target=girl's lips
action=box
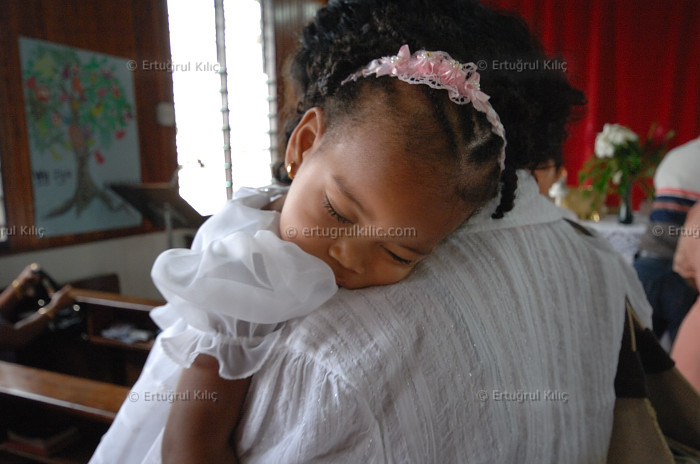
[334,272,356,289]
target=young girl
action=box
[90,2,516,463]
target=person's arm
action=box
[162,353,251,464]
[671,298,700,391]
[673,203,700,291]
[0,285,73,349]
[0,284,22,320]
[0,264,41,319]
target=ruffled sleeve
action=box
[149,187,338,379]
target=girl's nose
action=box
[328,239,366,274]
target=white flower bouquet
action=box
[579,123,674,201]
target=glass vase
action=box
[618,182,633,224]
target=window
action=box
[167,0,272,216]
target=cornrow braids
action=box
[281,0,585,219]
[493,163,518,219]
[418,85,502,207]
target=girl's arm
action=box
[162,353,251,464]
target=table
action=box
[582,214,648,264]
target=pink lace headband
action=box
[341,44,506,170]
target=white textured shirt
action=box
[237,172,652,463]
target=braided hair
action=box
[280,0,585,219]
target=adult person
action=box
[634,135,700,345]
[231,1,650,462]
[92,31,511,464]
[531,159,566,196]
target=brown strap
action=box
[563,218,594,236]
[614,302,648,398]
[636,327,676,374]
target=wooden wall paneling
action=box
[0,0,176,254]
[0,1,35,252]
[263,0,325,165]
[130,0,178,184]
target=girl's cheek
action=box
[367,261,413,286]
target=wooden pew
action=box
[0,361,130,462]
[0,290,164,462]
[72,288,163,353]
[18,289,164,386]
[0,360,128,424]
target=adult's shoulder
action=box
[278,283,422,375]
[654,136,700,195]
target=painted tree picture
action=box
[19,37,141,237]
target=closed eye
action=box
[385,248,414,266]
[323,195,352,224]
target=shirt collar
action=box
[459,170,564,234]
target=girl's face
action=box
[280,107,475,289]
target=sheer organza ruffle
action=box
[148,187,337,379]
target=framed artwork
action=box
[19,37,141,237]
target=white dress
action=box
[235,172,653,463]
[89,186,337,464]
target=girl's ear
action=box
[284,107,325,176]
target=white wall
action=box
[0,230,192,299]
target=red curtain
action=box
[485,0,700,193]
